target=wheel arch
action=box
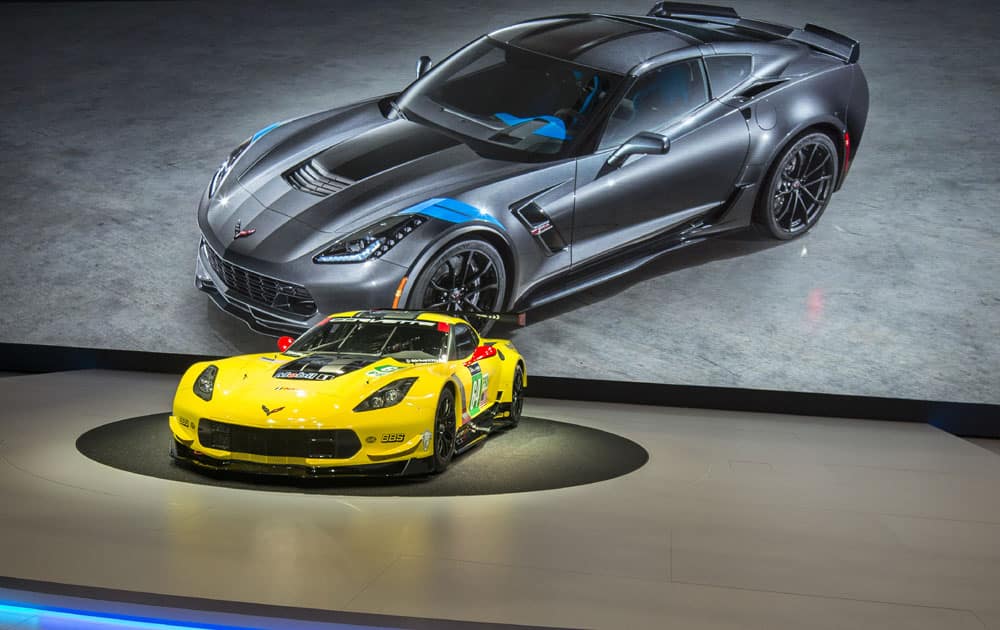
[400,224,518,310]
[758,119,846,192]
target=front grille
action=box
[284,159,355,196]
[205,245,316,317]
[198,419,362,459]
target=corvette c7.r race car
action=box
[169,310,526,476]
[195,2,869,336]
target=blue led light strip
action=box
[0,601,240,629]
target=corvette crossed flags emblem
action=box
[261,404,285,416]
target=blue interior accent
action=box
[579,76,599,113]
[494,112,568,140]
[401,198,506,231]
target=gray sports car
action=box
[195,2,869,335]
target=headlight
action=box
[208,122,282,198]
[193,365,218,401]
[314,215,425,264]
[354,378,417,412]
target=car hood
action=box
[206,352,432,428]
[243,117,538,232]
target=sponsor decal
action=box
[366,365,404,378]
[381,433,405,443]
[274,371,335,381]
[261,404,285,416]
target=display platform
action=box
[3,370,1000,629]
[77,414,649,496]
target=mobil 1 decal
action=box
[467,361,489,417]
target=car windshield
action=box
[288,319,449,362]
[397,37,623,159]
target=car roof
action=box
[489,14,779,74]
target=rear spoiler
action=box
[647,2,861,63]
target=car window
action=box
[452,324,478,359]
[398,37,623,159]
[705,55,752,97]
[287,320,448,360]
[600,59,709,149]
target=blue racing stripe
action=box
[401,198,506,231]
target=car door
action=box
[451,323,501,426]
[570,57,751,265]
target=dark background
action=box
[1,1,997,404]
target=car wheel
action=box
[756,132,839,240]
[433,386,457,472]
[410,239,506,331]
[509,364,524,427]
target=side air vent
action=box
[736,79,786,100]
[512,201,567,254]
[285,159,355,196]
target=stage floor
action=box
[1,370,999,629]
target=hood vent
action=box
[285,158,355,197]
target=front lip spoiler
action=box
[171,439,435,478]
[195,240,312,337]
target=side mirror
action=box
[416,55,432,78]
[606,131,670,169]
[277,336,295,353]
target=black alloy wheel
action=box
[412,240,506,326]
[433,387,457,472]
[757,132,839,240]
[509,364,524,427]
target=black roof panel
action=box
[490,16,694,73]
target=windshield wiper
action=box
[440,106,505,131]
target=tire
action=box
[755,132,839,240]
[509,364,525,427]
[432,386,458,473]
[409,239,507,333]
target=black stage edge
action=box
[2,342,997,438]
[0,575,564,630]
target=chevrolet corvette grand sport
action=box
[169,310,526,476]
[195,2,869,335]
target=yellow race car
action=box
[169,310,526,476]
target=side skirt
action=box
[515,185,755,311]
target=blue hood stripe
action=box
[251,122,282,143]
[402,198,505,231]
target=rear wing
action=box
[354,309,527,327]
[647,2,861,63]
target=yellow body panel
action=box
[170,311,525,473]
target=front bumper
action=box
[171,439,435,477]
[195,238,408,336]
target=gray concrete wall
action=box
[0,1,997,403]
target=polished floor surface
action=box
[2,370,999,629]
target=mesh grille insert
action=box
[198,419,363,459]
[205,246,316,317]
